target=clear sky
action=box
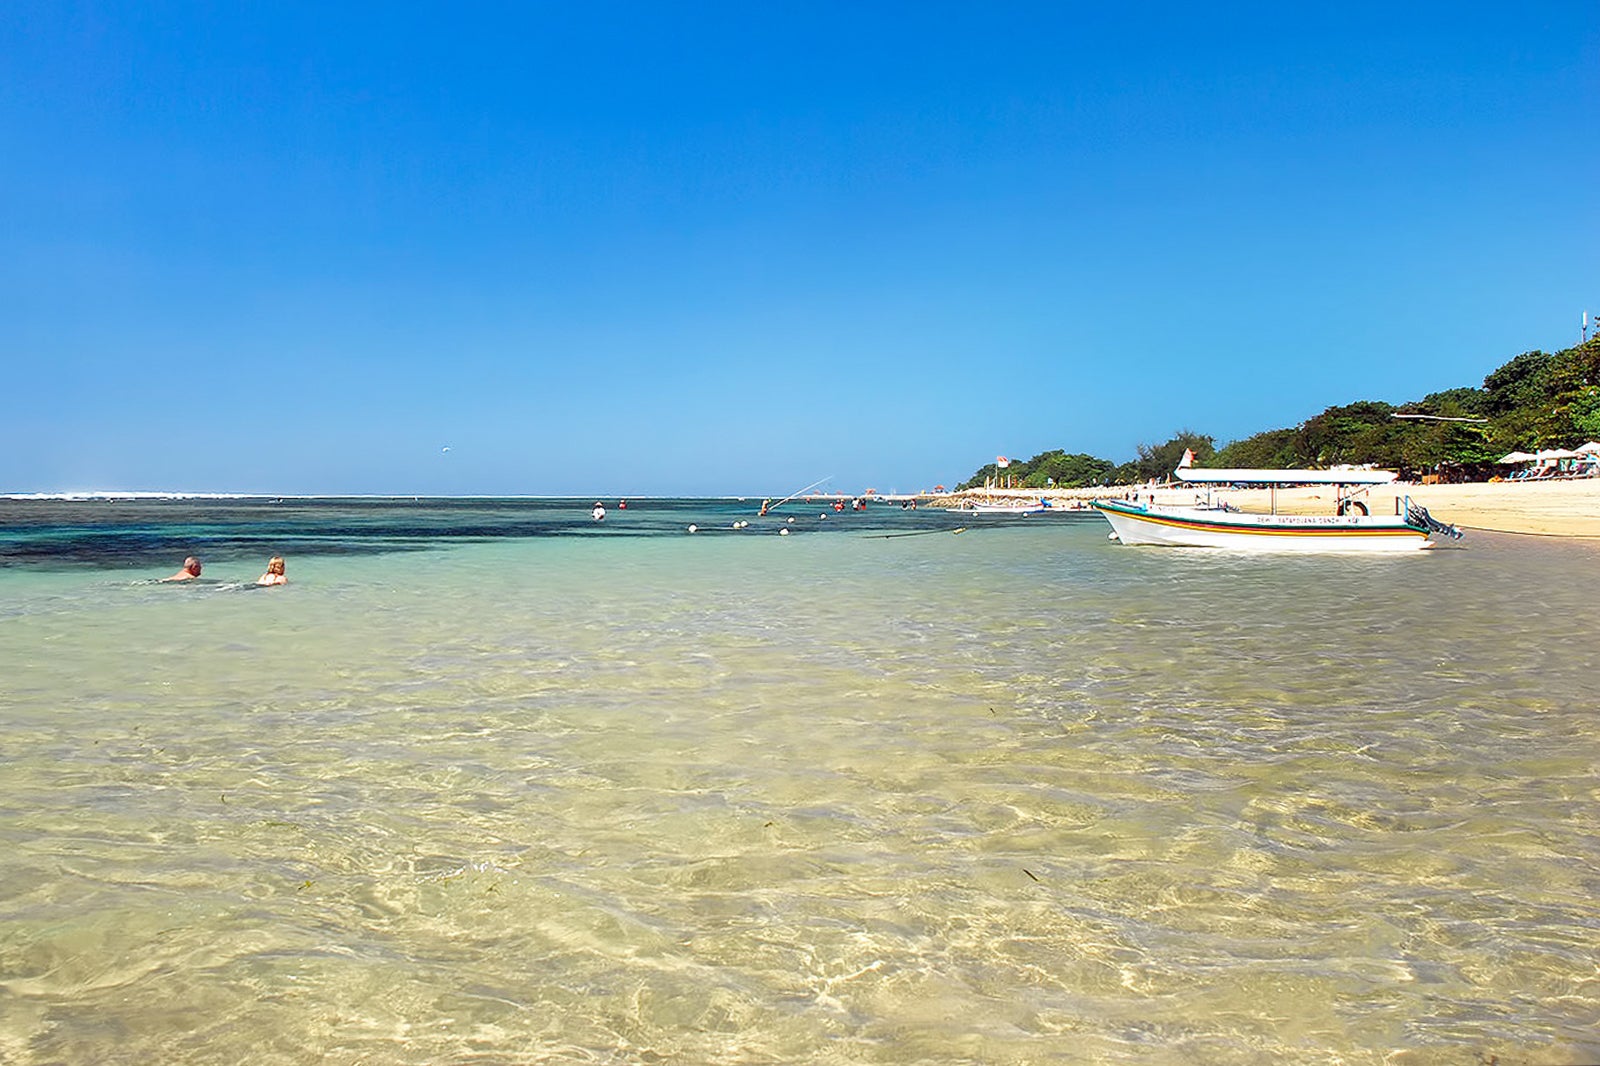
[4,2,1596,496]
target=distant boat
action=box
[945,498,1051,516]
[1093,467,1463,552]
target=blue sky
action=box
[3,2,1595,495]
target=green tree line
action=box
[958,335,1600,489]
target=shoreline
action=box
[931,478,1600,538]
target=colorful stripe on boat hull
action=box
[1092,499,1433,552]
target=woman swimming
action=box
[257,556,288,586]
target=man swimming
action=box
[162,557,203,582]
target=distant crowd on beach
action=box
[161,555,287,586]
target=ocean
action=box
[1,497,1596,1064]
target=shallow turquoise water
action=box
[1,500,1597,1063]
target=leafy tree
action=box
[1109,461,1140,484]
[1533,338,1600,445]
[1133,430,1214,481]
[1554,337,1600,395]
[1299,401,1399,466]
[1574,389,1600,440]
[1550,386,1600,442]
[959,448,1123,490]
[1484,350,1555,415]
[1023,451,1118,488]
[1409,386,1488,418]
[957,462,1001,491]
[1485,406,1544,456]
[1213,428,1301,468]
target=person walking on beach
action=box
[162,556,203,582]
[257,556,287,586]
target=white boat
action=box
[944,497,1052,516]
[1092,467,1463,552]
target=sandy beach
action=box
[940,477,1600,538]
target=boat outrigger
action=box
[1092,467,1463,552]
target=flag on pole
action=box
[996,456,1010,468]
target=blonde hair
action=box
[267,556,286,575]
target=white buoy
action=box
[787,517,795,523]
[688,524,698,533]
[779,528,790,536]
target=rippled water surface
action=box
[2,499,1597,1064]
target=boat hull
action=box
[946,505,1048,515]
[1092,500,1433,552]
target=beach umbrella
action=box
[1499,451,1536,463]
[1537,448,1582,461]
[1574,442,1600,455]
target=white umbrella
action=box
[1574,441,1600,455]
[1499,451,1536,463]
[1537,448,1582,461]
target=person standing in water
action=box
[162,557,203,582]
[257,556,287,586]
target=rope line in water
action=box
[865,527,970,539]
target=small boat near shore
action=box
[946,498,1052,516]
[1093,467,1463,552]
[939,495,1105,518]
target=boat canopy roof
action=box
[1176,467,1399,485]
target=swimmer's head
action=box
[183,557,202,576]
[266,556,285,576]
